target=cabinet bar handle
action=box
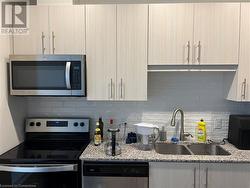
[197,41,201,64]
[120,78,123,99]
[241,78,247,100]
[52,31,55,54]
[110,79,113,99]
[205,168,208,188]
[41,32,45,54]
[193,167,196,188]
[187,41,191,64]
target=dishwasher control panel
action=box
[83,161,149,177]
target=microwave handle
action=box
[0,164,78,173]
[65,61,71,89]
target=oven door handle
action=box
[0,164,78,173]
[65,61,72,89]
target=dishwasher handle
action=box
[83,162,149,177]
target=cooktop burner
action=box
[0,118,90,163]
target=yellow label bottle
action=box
[196,119,207,143]
[94,126,101,146]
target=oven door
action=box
[0,164,79,188]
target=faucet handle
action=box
[184,132,193,137]
[183,132,193,141]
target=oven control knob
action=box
[80,122,85,127]
[29,122,35,126]
[74,122,79,127]
[36,122,41,126]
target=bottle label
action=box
[94,135,101,145]
[197,128,206,142]
[197,128,204,135]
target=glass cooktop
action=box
[0,141,89,163]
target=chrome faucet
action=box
[170,108,185,141]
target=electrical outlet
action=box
[214,119,222,129]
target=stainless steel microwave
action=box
[9,55,86,96]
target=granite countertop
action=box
[80,142,250,163]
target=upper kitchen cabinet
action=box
[227,3,250,102]
[49,5,85,54]
[86,5,117,101]
[13,5,85,55]
[148,4,194,65]
[148,3,240,66]
[13,6,49,55]
[117,4,148,101]
[193,3,240,65]
[86,4,148,101]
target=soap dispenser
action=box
[195,119,207,143]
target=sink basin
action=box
[154,143,231,156]
[154,143,191,155]
[187,143,231,156]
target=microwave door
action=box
[10,61,72,96]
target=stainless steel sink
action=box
[187,143,231,156]
[154,143,191,155]
[154,143,231,156]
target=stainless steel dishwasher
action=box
[82,161,149,188]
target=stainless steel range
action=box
[0,118,90,188]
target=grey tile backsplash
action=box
[27,72,250,141]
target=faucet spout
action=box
[170,108,185,141]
